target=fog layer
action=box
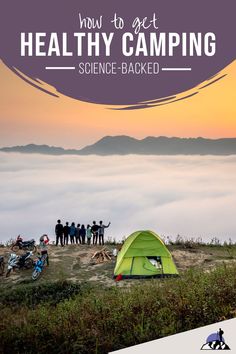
[0,153,235,244]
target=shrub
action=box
[0,280,83,308]
[1,265,236,354]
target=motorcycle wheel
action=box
[25,258,33,269]
[0,262,4,276]
[28,245,36,253]
[32,269,41,281]
[11,244,20,252]
[6,269,11,277]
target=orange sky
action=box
[0,60,235,149]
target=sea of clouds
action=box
[0,152,235,244]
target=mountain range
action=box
[1,136,236,155]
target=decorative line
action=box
[161,68,192,71]
[45,67,75,70]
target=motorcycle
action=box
[11,235,36,253]
[32,253,47,281]
[6,251,34,277]
[0,256,4,276]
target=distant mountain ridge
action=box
[1,136,236,155]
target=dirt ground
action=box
[0,244,235,288]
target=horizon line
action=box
[1,135,236,151]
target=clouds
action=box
[0,152,235,244]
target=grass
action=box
[165,234,236,249]
[1,264,236,354]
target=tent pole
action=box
[130,257,134,275]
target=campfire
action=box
[91,248,112,264]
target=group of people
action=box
[55,220,111,246]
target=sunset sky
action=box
[0,59,235,149]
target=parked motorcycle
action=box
[32,253,47,281]
[0,256,4,276]
[11,235,36,253]
[6,251,34,277]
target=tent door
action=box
[146,256,163,274]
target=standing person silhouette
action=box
[55,220,64,247]
[218,328,224,343]
[63,222,70,246]
[80,224,86,244]
[76,224,81,244]
[86,224,92,245]
[98,221,111,245]
[69,222,76,244]
[91,221,99,245]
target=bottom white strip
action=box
[110,318,235,353]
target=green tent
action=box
[114,230,178,278]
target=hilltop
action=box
[1,243,236,288]
[1,242,236,353]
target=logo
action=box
[201,328,230,350]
